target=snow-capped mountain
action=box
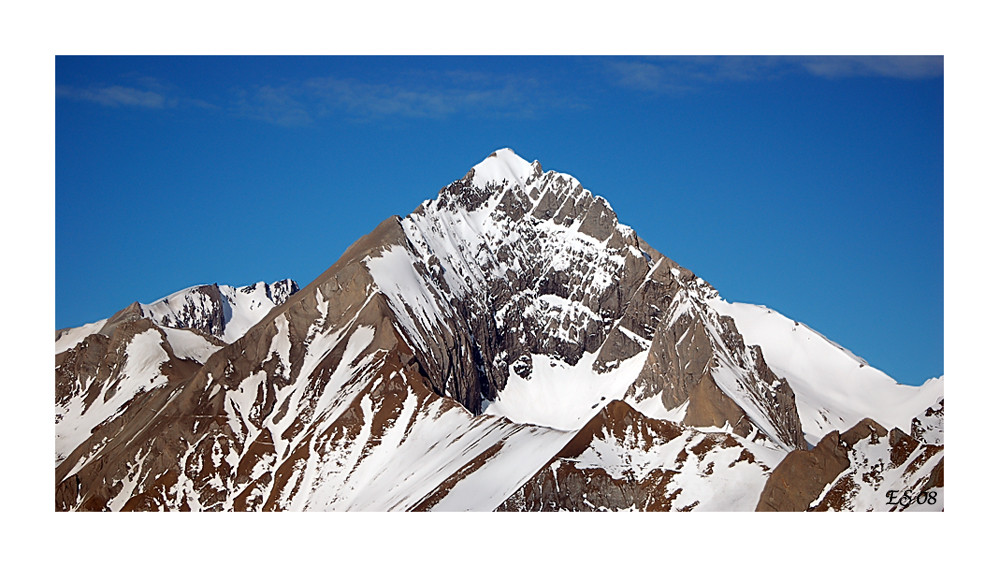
[54,150,942,511]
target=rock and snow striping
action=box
[55,149,942,511]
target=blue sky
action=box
[55,55,942,386]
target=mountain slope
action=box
[709,299,943,445]
[54,280,296,469]
[55,280,299,354]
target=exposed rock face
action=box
[54,148,939,511]
[137,279,300,342]
[756,429,852,512]
[707,300,944,447]
[911,398,944,445]
[683,373,755,437]
[497,401,685,511]
[139,285,227,337]
[54,316,218,495]
[757,406,944,512]
[381,149,805,450]
[498,400,784,511]
[395,159,647,408]
[614,266,807,451]
[54,279,299,499]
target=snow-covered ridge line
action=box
[57,279,299,352]
[709,298,943,444]
[141,278,299,343]
[55,319,108,354]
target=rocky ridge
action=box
[757,408,944,511]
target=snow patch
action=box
[55,319,108,354]
[161,327,222,363]
[482,351,649,431]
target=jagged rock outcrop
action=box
[757,406,944,511]
[497,401,686,511]
[683,373,755,436]
[755,429,853,512]
[498,400,785,511]
[138,279,299,342]
[911,398,944,445]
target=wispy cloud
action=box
[609,60,679,92]
[310,75,540,118]
[232,84,313,126]
[58,84,167,108]
[797,56,942,79]
[57,75,218,112]
[230,71,579,127]
[606,56,942,93]
[59,68,579,127]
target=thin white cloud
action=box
[607,60,676,92]
[57,78,217,111]
[605,56,788,93]
[232,85,313,126]
[231,71,572,126]
[798,56,942,79]
[606,56,942,93]
[59,70,565,126]
[58,85,166,108]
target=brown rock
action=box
[755,430,850,511]
[841,418,888,447]
[497,401,684,511]
[683,371,752,439]
[888,427,920,467]
[55,150,814,511]
[923,457,944,489]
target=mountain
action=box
[54,149,942,511]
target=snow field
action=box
[482,351,649,431]
[709,299,944,444]
[161,327,222,363]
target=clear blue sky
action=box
[55,56,942,386]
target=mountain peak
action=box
[469,148,539,189]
